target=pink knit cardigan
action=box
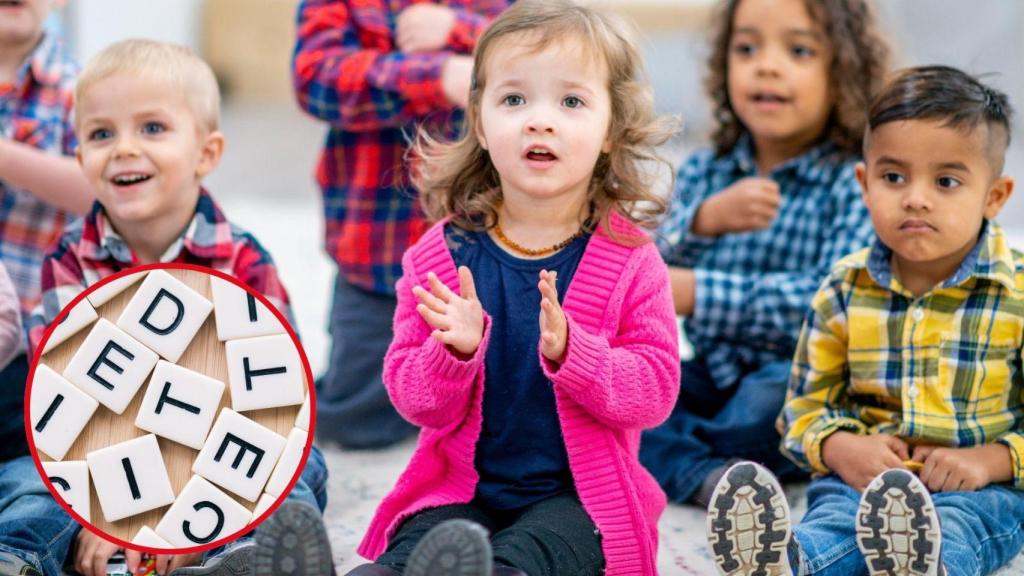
[358,212,681,575]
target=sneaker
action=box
[857,469,944,576]
[0,551,42,576]
[706,461,793,576]
[252,501,334,576]
[170,541,254,575]
[693,458,745,509]
[404,519,493,576]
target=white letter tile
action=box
[264,427,308,498]
[192,409,286,502]
[116,270,213,363]
[155,475,251,548]
[62,318,159,414]
[135,361,225,450]
[42,460,90,522]
[210,277,285,341]
[87,434,175,522]
[42,299,98,354]
[87,272,147,308]
[132,525,172,549]
[225,334,304,412]
[30,364,99,461]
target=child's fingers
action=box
[156,555,173,576]
[911,445,935,463]
[412,285,447,313]
[887,436,910,460]
[426,272,455,303]
[458,266,478,301]
[416,304,451,330]
[124,550,142,574]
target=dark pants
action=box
[0,355,29,462]
[639,359,805,504]
[375,493,604,576]
[315,276,416,448]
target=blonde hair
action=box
[75,39,220,132]
[413,0,677,236]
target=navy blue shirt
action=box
[446,223,589,510]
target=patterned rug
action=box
[321,440,1024,575]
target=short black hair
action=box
[867,66,1013,169]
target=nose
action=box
[902,185,932,212]
[525,107,556,135]
[754,47,782,78]
[113,134,140,158]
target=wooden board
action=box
[35,268,306,544]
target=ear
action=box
[855,161,869,205]
[601,135,612,154]
[983,175,1014,219]
[195,131,225,179]
[475,121,488,151]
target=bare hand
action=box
[911,444,1009,492]
[822,432,909,492]
[692,177,781,236]
[538,270,567,362]
[413,267,484,356]
[441,55,473,109]
[74,530,121,576]
[396,4,456,53]
[154,552,204,575]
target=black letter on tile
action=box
[139,288,184,335]
[49,476,71,492]
[155,382,201,415]
[214,433,265,478]
[121,457,142,500]
[34,394,64,432]
[247,293,258,323]
[87,341,134,390]
[242,357,286,391]
[183,500,225,544]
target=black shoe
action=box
[706,461,793,576]
[342,564,401,575]
[252,501,334,576]
[170,541,254,575]
[857,469,944,576]
[404,519,492,576]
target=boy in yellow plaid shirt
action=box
[703,66,1024,576]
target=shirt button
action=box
[912,307,924,322]
[908,386,919,399]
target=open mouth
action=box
[110,173,154,187]
[751,92,790,104]
[525,147,557,162]
[0,1,26,7]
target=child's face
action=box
[75,73,223,230]
[857,119,1014,277]
[475,36,612,206]
[727,0,833,152]
[0,0,52,47]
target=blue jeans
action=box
[639,359,803,503]
[0,456,78,576]
[315,276,416,448]
[793,475,1024,576]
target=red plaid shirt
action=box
[0,32,78,317]
[28,190,293,353]
[292,0,509,294]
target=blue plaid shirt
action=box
[658,135,875,389]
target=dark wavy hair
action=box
[706,0,890,155]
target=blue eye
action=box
[937,176,961,189]
[563,95,584,109]
[142,121,165,135]
[502,94,524,106]
[89,128,112,141]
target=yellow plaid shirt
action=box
[780,221,1024,488]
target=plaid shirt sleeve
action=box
[27,241,87,354]
[447,7,492,53]
[656,151,718,266]
[292,0,453,131]
[997,385,1024,488]
[0,264,21,369]
[779,268,869,474]
[691,163,875,349]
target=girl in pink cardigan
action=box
[348,2,680,575]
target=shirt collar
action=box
[713,132,839,181]
[81,188,235,264]
[17,32,65,89]
[864,220,1017,294]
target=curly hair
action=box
[706,0,890,155]
[411,0,678,238]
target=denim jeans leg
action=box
[932,484,1024,576]
[315,276,416,449]
[283,445,329,513]
[791,476,869,576]
[0,355,29,461]
[0,456,79,576]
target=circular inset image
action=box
[25,264,314,554]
